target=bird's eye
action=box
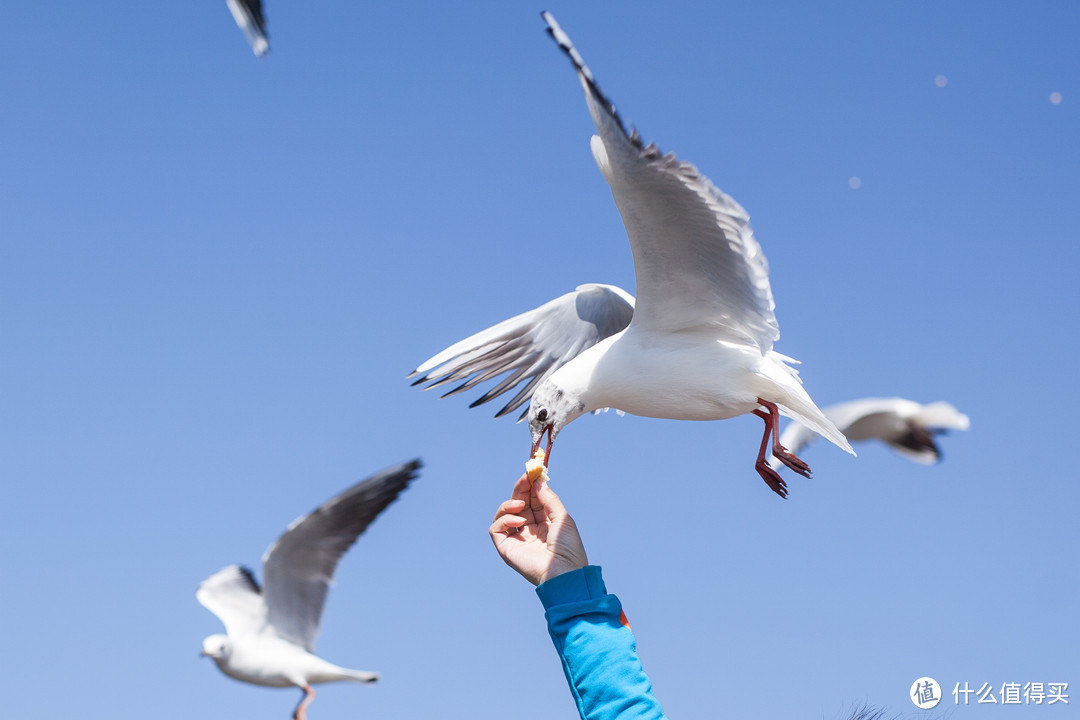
[537,409,549,422]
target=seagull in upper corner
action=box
[226,0,269,57]
[408,12,853,498]
[197,459,421,720]
[776,398,970,466]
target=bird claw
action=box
[755,460,789,499]
[774,448,811,479]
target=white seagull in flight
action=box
[197,459,421,719]
[410,13,853,498]
[776,398,970,466]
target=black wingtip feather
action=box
[386,458,423,484]
[541,11,639,148]
[237,565,262,593]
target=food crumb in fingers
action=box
[525,446,550,484]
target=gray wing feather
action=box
[409,283,634,420]
[261,459,421,650]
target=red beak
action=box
[530,424,554,466]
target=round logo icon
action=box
[911,677,942,709]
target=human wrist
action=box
[537,558,587,586]
[535,565,606,609]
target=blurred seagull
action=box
[409,12,853,498]
[198,459,421,719]
[776,398,970,466]
[226,0,269,57]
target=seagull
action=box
[197,459,421,719]
[776,398,970,466]
[409,12,853,498]
[226,0,269,57]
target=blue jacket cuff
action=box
[536,565,607,610]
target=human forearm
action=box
[538,566,667,720]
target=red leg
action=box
[293,686,315,720]
[756,398,812,479]
[752,408,788,498]
[752,398,815,498]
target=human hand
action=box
[489,473,588,586]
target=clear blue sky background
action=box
[2,2,1077,719]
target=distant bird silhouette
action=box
[776,397,969,466]
[198,460,421,720]
[226,0,269,57]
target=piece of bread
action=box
[525,446,549,483]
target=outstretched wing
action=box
[910,401,970,433]
[777,397,970,465]
[777,398,913,461]
[261,459,422,650]
[543,12,778,354]
[196,564,266,638]
[409,283,634,420]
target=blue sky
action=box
[2,2,1077,719]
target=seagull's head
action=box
[528,382,586,466]
[200,634,232,662]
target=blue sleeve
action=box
[536,566,667,720]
